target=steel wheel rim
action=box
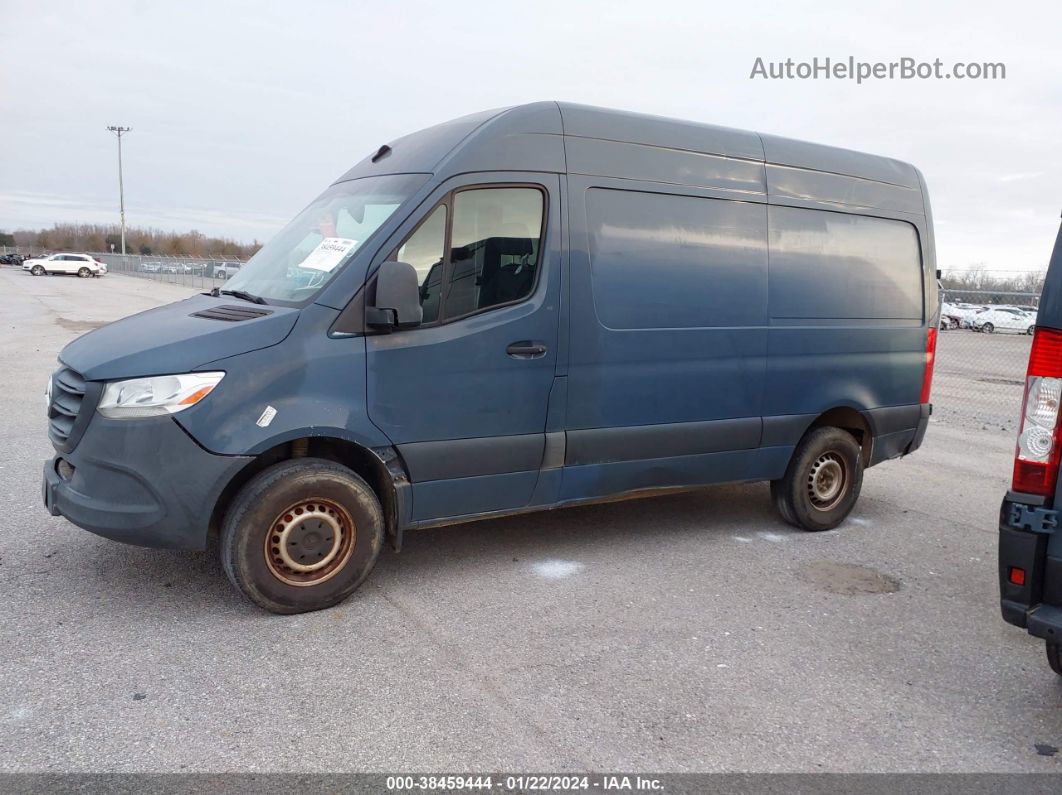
[807,452,847,511]
[263,498,355,587]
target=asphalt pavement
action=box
[1,266,1060,773]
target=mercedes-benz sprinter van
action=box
[42,102,937,613]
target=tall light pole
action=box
[106,126,131,254]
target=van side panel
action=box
[560,103,765,161]
[766,164,924,215]
[562,173,770,499]
[565,137,766,195]
[760,133,921,190]
[763,199,928,460]
[767,207,924,320]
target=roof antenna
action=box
[371,144,392,163]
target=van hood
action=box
[60,294,300,381]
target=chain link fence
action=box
[935,288,1039,435]
[94,252,247,291]
[1,246,246,291]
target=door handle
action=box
[506,341,548,359]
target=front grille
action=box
[48,366,89,451]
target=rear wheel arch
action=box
[209,436,406,550]
[806,406,873,467]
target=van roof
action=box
[336,101,925,215]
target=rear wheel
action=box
[1047,642,1062,676]
[220,457,384,614]
[983,322,995,333]
[771,427,864,531]
[31,265,44,276]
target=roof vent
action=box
[191,305,273,322]
[371,144,392,163]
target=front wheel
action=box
[31,265,44,276]
[771,426,864,531]
[220,458,384,614]
[1028,325,1035,336]
[77,267,91,278]
[983,322,995,334]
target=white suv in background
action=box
[23,253,106,277]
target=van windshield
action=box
[224,174,427,304]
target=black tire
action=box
[31,265,44,276]
[771,426,864,531]
[77,267,90,278]
[220,457,384,614]
[1048,643,1062,676]
[1028,326,1035,336]
[983,322,994,334]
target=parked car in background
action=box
[973,306,1036,334]
[1,253,27,266]
[213,261,241,279]
[958,303,990,328]
[941,302,989,329]
[160,263,180,275]
[940,302,964,329]
[22,253,104,277]
[139,262,161,273]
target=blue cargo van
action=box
[42,103,937,613]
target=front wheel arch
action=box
[209,436,405,551]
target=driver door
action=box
[366,174,562,522]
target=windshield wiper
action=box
[207,286,267,305]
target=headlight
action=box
[97,372,224,418]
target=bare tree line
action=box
[940,264,1044,295]
[3,223,262,259]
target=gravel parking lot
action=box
[1,266,1060,774]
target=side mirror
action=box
[366,261,423,330]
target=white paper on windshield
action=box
[297,237,358,272]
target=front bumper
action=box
[42,413,252,550]
[999,494,1062,642]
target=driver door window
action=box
[391,185,544,325]
[446,188,543,319]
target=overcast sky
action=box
[2,0,1059,272]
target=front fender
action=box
[174,304,393,456]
